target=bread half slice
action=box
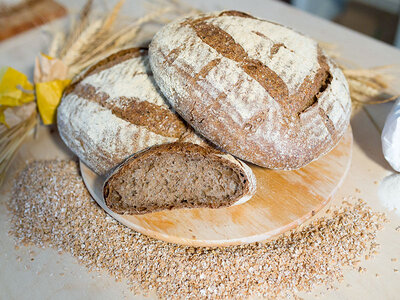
[103,142,256,215]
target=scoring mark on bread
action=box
[269,43,286,58]
[194,58,221,80]
[318,107,336,138]
[178,14,334,123]
[165,47,183,65]
[293,51,333,117]
[218,10,256,19]
[251,31,293,59]
[176,13,337,143]
[71,83,188,138]
[182,17,289,102]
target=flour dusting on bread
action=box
[149,11,351,169]
[57,47,257,213]
[58,48,184,175]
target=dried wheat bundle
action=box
[0,109,37,185]
[320,42,399,115]
[343,66,399,119]
[51,0,197,77]
[343,67,398,103]
[0,0,195,186]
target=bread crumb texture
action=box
[8,160,388,299]
[104,142,251,214]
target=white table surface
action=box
[1,0,400,299]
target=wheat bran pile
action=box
[7,160,388,299]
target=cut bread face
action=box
[103,142,256,215]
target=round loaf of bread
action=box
[58,48,188,175]
[149,11,352,169]
[57,48,256,213]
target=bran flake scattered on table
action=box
[7,160,389,299]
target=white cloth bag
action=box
[382,98,400,172]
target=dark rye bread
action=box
[104,142,255,215]
[149,11,352,170]
[57,47,256,213]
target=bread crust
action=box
[149,11,351,169]
[57,47,257,211]
[103,142,256,215]
[57,48,188,175]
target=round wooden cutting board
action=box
[81,127,353,247]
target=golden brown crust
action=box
[83,48,148,79]
[217,10,255,18]
[103,142,253,215]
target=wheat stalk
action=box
[62,19,103,67]
[144,0,200,19]
[48,30,66,58]
[342,66,399,107]
[61,0,130,76]
[0,110,37,186]
[98,0,126,33]
[66,26,140,76]
[57,0,200,77]
[93,6,171,51]
[65,3,180,77]
[60,0,93,58]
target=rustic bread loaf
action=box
[58,48,189,175]
[57,48,256,213]
[149,11,352,170]
[104,142,255,214]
